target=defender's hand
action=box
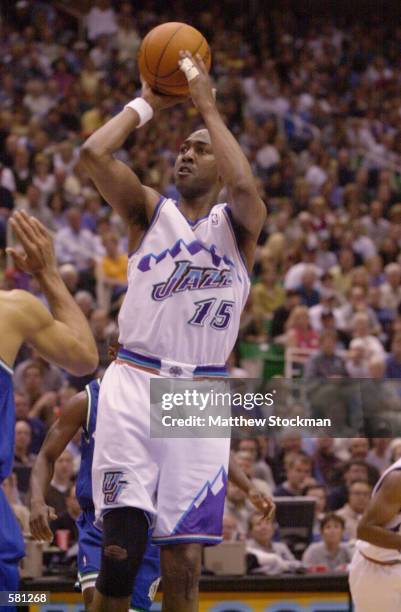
[30,501,57,542]
[248,486,276,521]
[179,50,216,115]
[140,78,187,113]
[7,211,57,277]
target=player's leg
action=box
[0,488,25,612]
[76,510,103,611]
[130,538,160,612]
[92,507,149,612]
[154,434,230,612]
[160,543,202,612]
[91,364,160,611]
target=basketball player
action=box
[30,341,273,612]
[349,457,401,611]
[0,211,97,604]
[80,51,269,612]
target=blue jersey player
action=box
[0,211,97,611]
[30,368,274,611]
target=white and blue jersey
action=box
[0,360,25,611]
[118,199,250,369]
[77,379,160,611]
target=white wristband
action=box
[124,97,154,128]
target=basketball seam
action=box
[154,23,187,90]
[157,35,207,79]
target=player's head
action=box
[174,129,221,200]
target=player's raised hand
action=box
[141,78,187,112]
[179,50,216,115]
[248,486,276,521]
[30,501,57,542]
[7,211,57,276]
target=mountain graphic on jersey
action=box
[137,239,237,273]
[172,466,227,537]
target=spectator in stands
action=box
[235,450,272,497]
[222,512,242,542]
[348,313,385,366]
[225,482,251,539]
[59,263,79,295]
[327,460,370,510]
[46,450,75,516]
[50,484,80,548]
[18,362,45,406]
[55,206,102,280]
[246,513,299,575]
[270,289,301,341]
[251,262,285,320]
[296,267,320,307]
[385,333,401,378]
[74,290,95,319]
[274,453,312,497]
[348,438,380,484]
[367,438,391,474]
[85,0,118,42]
[302,513,352,571]
[271,434,303,485]
[14,355,64,394]
[100,230,128,293]
[237,438,275,489]
[345,338,370,378]
[285,305,319,350]
[14,420,36,468]
[20,183,55,229]
[336,480,372,541]
[304,484,327,542]
[89,308,116,369]
[14,392,45,455]
[311,437,343,488]
[304,329,348,378]
[380,263,401,311]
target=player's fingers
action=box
[30,216,49,240]
[195,53,208,74]
[5,248,27,271]
[10,213,38,247]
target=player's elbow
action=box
[67,345,99,376]
[356,521,368,541]
[79,142,104,169]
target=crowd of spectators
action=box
[2,0,401,580]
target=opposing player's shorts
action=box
[92,352,230,545]
[349,550,401,612]
[77,508,160,611]
[0,488,25,612]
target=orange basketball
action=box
[138,22,211,96]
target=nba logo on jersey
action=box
[211,213,219,225]
[102,471,128,505]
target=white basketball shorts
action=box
[349,550,401,612]
[92,354,230,545]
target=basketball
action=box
[138,22,211,96]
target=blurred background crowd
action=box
[1,0,401,579]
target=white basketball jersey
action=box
[356,457,401,561]
[118,197,250,367]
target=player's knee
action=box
[162,544,201,594]
[96,507,149,598]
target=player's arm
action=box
[357,471,401,550]
[7,212,98,375]
[180,53,266,266]
[80,84,185,224]
[228,451,275,520]
[30,392,87,541]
